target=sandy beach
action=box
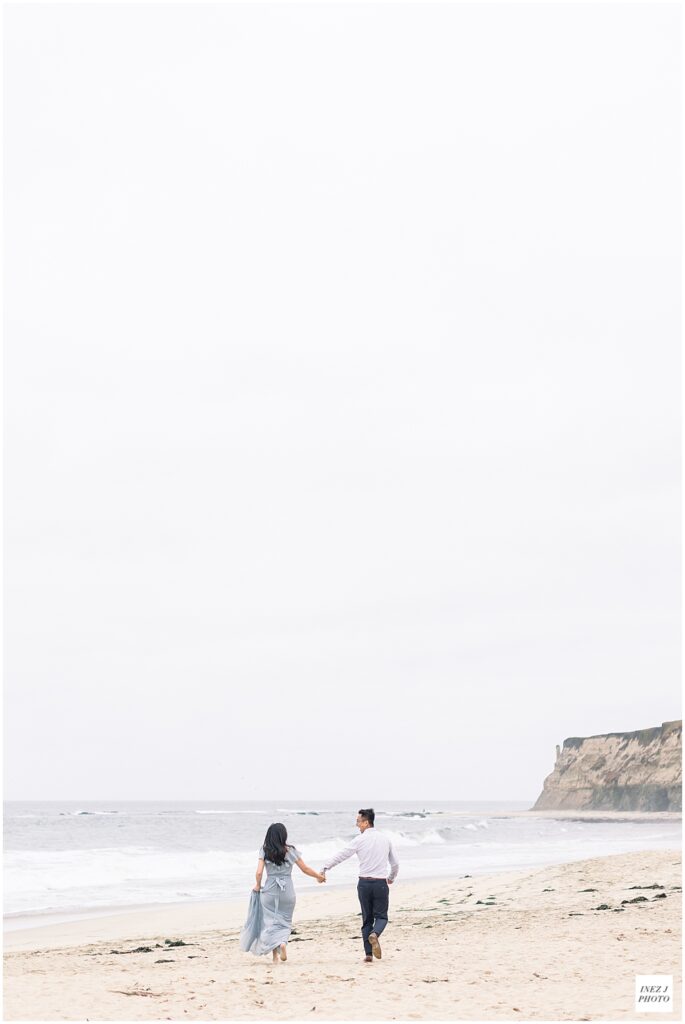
[3,847,681,1021]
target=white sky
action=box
[4,2,681,802]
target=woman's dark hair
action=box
[262,822,291,865]
[358,808,375,826]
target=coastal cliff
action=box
[533,720,682,811]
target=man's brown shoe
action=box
[363,955,373,963]
[369,933,382,959]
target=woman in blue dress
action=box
[246,822,326,962]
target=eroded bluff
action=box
[533,720,682,811]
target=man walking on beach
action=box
[322,808,399,964]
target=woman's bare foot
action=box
[279,943,287,961]
[272,949,280,963]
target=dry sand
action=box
[3,848,682,1021]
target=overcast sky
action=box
[4,2,681,802]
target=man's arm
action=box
[322,835,361,873]
[387,841,399,883]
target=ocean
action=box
[4,800,681,931]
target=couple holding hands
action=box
[239,808,399,964]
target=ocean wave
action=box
[368,829,444,848]
[377,810,446,819]
[307,827,473,850]
[4,846,256,898]
[5,813,681,922]
[3,840,350,916]
[377,812,429,819]
[413,829,447,845]
[194,809,267,815]
[61,810,120,816]
[290,837,357,858]
[276,810,321,816]
[276,809,340,816]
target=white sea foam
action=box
[69,810,119,816]
[376,829,447,847]
[195,809,266,814]
[377,811,428,819]
[5,801,680,925]
[377,810,445,818]
[294,838,357,859]
[414,829,447,845]
[276,809,337,815]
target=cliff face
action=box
[533,720,682,811]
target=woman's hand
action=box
[253,885,261,892]
[316,873,326,884]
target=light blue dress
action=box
[243,845,302,956]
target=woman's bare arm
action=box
[295,858,326,883]
[253,858,265,892]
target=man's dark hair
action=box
[358,807,375,826]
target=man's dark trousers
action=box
[357,877,389,955]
